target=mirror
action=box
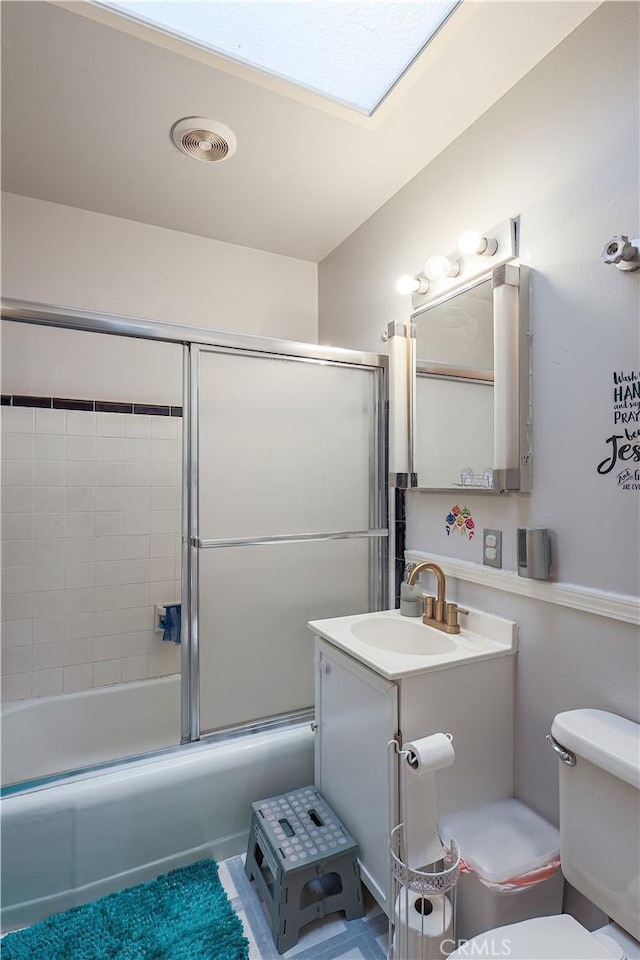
[411,264,530,493]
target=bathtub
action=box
[1,721,314,931]
[1,675,182,788]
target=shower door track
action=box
[2,297,388,763]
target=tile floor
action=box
[219,855,389,960]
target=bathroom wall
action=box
[1,192,318,342]
[318,0,639,832]
[1,326,183,702]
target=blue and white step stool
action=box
[244,785,364,953]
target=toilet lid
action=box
[449,915,624,959]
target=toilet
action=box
[450,709,640,959]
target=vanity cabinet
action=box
[313,636,515,914]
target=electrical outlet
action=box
[483,529,502,568]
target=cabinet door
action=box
[315,640,398,912]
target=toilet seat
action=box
[449,915,625,959]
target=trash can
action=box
[439,799,564,942]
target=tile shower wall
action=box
[1,405,182,701]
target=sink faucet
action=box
[406,561,468,634]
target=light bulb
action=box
[396,275,429,296]
[458,231,498,256]
[424,254,461,281]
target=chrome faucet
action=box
[406,561,468,634]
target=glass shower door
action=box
[191,344,386,736]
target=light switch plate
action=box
[483,529,502,568]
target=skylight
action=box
[96,1,461,115]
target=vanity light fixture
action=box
[424,254,461,281]
[396,275,430,296]
[458,230,498,257]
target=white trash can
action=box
[439,799,564,943]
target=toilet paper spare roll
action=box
[402,733,454,869]
[393,892,453,960]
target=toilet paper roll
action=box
[402,734,454,869]
[393,892,453,960]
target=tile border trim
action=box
[1,395,182,417]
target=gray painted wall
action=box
[319,0,639,852]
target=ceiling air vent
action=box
[170,117,237,163]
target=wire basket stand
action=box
[389,824,460,960]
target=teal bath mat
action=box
[2,859,249,960]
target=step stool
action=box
[244,785,364,954]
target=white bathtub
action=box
[1,675,182,788]
[0,721,314,931]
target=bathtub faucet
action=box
[406,561,468,634]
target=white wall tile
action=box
[149,581,178,606]
[150,511,180,535]
[122,655,150,682]
[3,407,34,433]
[65,588,95,615]
[96,413,124,437]
[2,513,33,540]
[3,486,33,513]
[122,582,149,608]
[33,487,65,513]
[122,631,150,657]
[151,416,177,440]
[151,440,180,463]
[3,644,33,674]
[97,462,123,486]
[63,638,94,665]
[33,615,64,644]
[150,558,174,582]
[35,409,66,435]
[34,460,66,486]
[32,668,63,698]
[123,487,151,511]
[2,566,33,594]
[64,487,95,513]
[96,437,123,461]
[65,562,95,589]
[33,513,64,539]
[33,564,65,592]
[33,590,64,619]
[95,512,124,536]
[95,487,123,512]
[95,536,122,562]
[33,538,66,565]
[94,609,122,637]
[150,646,180,678]
[150,486,180,511]
[32,642,64,671]
[66,436,95,461]
[64,513,95,538]
[94,561,122,586]
[64,612,94,641]
[94,659,122,686]
[35,434,65,461]
[94,585,123,611]
[66,411,95,436]
[63,663,94,693]
[119,559,149,583]
[121,535,149,560]
[3,619,32,647]
[2,459,33,486]
[2,540,32,567]
[2,433,34,459]
[66,461,95,486]
[123,511,149,535]
[94,634,122,661]
[124,438,151,462]
[1,672,31,701]
[64,537,94,563]
[122,606,149,633]
[150,534,174,557]
[123,462,150,486]
[151,462,181,486]
[124,416,151,439]
[2,592,33,620]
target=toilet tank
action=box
[551,709,640,941]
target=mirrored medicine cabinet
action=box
[389,263,531,494]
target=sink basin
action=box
[351,616,456,655]
[309,607,517,680]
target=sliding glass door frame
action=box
[2,298,388,751]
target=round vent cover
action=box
[170,117,237,163]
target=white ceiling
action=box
[1,1,601,262]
